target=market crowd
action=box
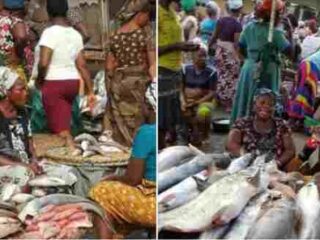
[159,0,320,171]
[0,0,156,239]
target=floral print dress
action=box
[0,15,34,80]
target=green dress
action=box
[231,21,290,123]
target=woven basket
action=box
[33,134,66,158]
[44,147,130,167]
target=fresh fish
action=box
[80,140,90,151]
[0,222,21,238]
[158,167,264,232]
[269,181,296,199]
[71,148,82,156]
[158,171,206,213]
[252,154,268,167]
[0,216,19,224]
[87,145,108,156]
[197,170,229,191]
[31,188,47,198]
[200,224,231,239]
[82,150,96,158]
[1,184,21,202]
[100,145,123,153]
[297,181,320,239]
[158,146,197,173]
[18,194,111,230]
[74,133,98,145]
[158,153,230,193]
[227,154,253,174]
[99,141,130,153]
[0,209,17,218]
[11,194,35,204]
[28,175,67,187]
[224,192,270,239]
[246,196,297,239]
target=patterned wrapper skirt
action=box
[104,65,149,147]
[89,179,156,237]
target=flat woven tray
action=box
[44,147,130,167]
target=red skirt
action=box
[41,80,79,133]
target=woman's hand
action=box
[28,159,43,175]
[100,174,119,182]
[87,93,96,112]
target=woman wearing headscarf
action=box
[231,0,292,123]
[200,1,220,45]
[90,83,156,239]
[104,0,155,147]
[227,88,295,170]
[35,0,95,149]
[209,0,243,112]
[0,0,34,82]
[0,66,42,177]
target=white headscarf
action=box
[227,0,243,10]
[145,82,156,111]
[0,67,19,99]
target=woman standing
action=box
[90,84,156,239]
[36,0,94,149]
[0,0,34,81]
[104,0,155,147]
[231,0,292,123]
[209,0,243,112]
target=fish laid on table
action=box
[227,153,254,174]
[159,167,265,232]
[158,170,207,213]
[297,179,320,239]
[158,153,231,193]
[224,191,270,239]
[28,175,67,187]
[158,146,198,173]
[246,196,297,239]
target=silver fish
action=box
[0,222,21,238]
[158,167,263,232]
[1,184,21,202]
[159,153,230,193]
[82,150,96,158]
[28,175,67,187]
[246,196,297,239]
[158,146,197,173]
[74,133,99,145]
[197,170,229,191]
[158,171,205,213]
[297,181,320,239]
[200,225,231,239]
[11,194,35,204]
[227,154,253,174]
[224,191,270,239]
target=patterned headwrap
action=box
[145,82,156,111]
[116,0,150,24]
[0,67,19,100]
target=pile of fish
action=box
[11,194,110,239]
[72,132,130,158]
[0,201,21,238]
[158,145,320,239]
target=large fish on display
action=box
[158,153,231,193]
[159,167,265,232]
[297,176,320,239]
[246,196,297,239]
[158,146,198,173]
[227,153,254,174]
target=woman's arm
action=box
[277,133,296,168]
[226,129,242,157]
[159,42,199,56]
[192,90,215,106]
[75,51,94,95]
[36,46,53,87]
[12,22,28,59]
[208,21,221,48]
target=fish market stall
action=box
[158,145,320,239]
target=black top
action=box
[0,107,32,164]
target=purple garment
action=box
[217,17,242,42]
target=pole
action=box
[268,0,277,43]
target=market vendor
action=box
[227,88,296,170]
[180,47,217,145]
[0,67,42,175]
[89,83,156,239]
